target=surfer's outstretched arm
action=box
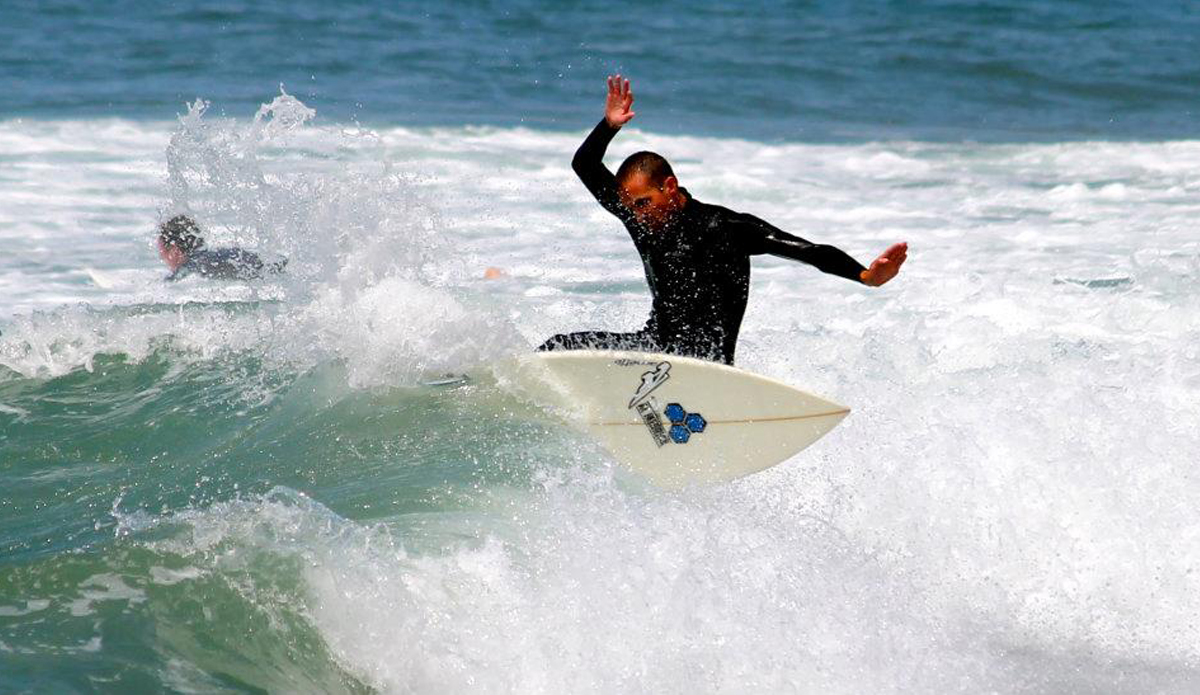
[572,75,636,220]
[738,212,907,286]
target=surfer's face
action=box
[620,172,682,230]
[157,238,187,270]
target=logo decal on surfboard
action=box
[627,361,671,409]
[664,403,706,444]
[634,400,670,447]
[626,361,673,446]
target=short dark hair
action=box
[158,215,205,253]
[616,151,675,188]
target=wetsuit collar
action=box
[670,187,695,225]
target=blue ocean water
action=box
[4,2,1200,693]
[3,0,1199,140]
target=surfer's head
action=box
[617,151,685,230]
[157,215,205,270]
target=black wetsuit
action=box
[167,248,285,281]
[538,119,866,365]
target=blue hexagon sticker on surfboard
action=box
[665,403,706,444]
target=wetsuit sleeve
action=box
[735,212,866,283]
[572,119,632,222]
[192,248,265,280]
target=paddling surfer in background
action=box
[156,215,287,281]
[538,75,907,365]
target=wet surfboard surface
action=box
[504,350,850,487]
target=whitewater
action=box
[2,94,1199,693]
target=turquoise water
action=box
[4,2,1200,692]
[2,325,588,692]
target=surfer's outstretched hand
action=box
[860,242,908,286]
[604,74,635,128]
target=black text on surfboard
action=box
[635,400,670,447]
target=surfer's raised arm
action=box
[572,75,636,219]
[603,74,636,129]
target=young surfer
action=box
[538,75,907,365]
[156,215,286,281]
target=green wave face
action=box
[0,347,594,693]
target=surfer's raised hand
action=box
[604,74,635,128]
[860,242,908,286]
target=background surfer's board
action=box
[504,350,849,487]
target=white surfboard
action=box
[501,350,850,487]
[85,267,121,289]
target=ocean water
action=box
[3,2,1200,693]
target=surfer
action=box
[156,215,287,281]
[538,75,908,365]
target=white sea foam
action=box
[135,461,1200,694]
[4,96,1200,690]
[0,94,522,383]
